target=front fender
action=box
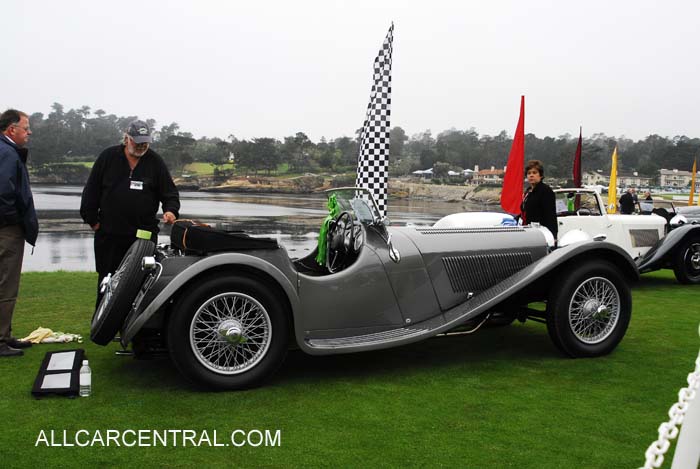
[121,253,300,346]
[637,224,700,273]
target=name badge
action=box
[130,180,144,191]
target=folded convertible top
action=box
[170,220,278,254]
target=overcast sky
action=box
[4,0,699,142]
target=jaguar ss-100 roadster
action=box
[91,188,639,390]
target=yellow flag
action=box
[690,157,697,206]
[607,146,618,214]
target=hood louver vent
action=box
[443,252,533,293]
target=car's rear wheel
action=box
[546,261,631,357]
[167,274,289,390]
[91,239,155,345]
[672,236,700,284]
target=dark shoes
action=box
[0,343,23,357]
[7,337,32,349]
[0,338,30,356]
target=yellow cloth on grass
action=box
[22,327,83,344]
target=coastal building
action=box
[618,172,654,188]
[582,170,609,186]
[474,166,504,184]
[412,168,433,179]
[658,168,700,189]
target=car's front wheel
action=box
[546,260,631,357]
[167,274,289,390]
[672,236,700,284]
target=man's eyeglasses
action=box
[11,124,31,132]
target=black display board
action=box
[31,349,86,398]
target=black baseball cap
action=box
[126,120,152,144]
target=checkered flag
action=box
[355,23,393,218]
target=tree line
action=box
[24,103,700,179]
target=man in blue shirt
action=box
[0,109,38,357]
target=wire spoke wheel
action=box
[189,292,272,375]
[547,260,631,357]
[168,275,289,390]
[568,277,620,344]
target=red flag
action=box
[573,127,582,187]
[500,96,525,215]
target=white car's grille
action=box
[630,229,660,247]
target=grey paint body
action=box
[121,222,637,355]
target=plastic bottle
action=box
[79,360,92,397]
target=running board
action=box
[306,326,429,350]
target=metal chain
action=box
[640,351,700,469]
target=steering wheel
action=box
[326,211,362,273]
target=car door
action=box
[556,190,610,240]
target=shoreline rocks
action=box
[32,171,503,204]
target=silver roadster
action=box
[91,188,639,390]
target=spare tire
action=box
[672,235,700,284]
[91,239,156,345]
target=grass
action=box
[1,271,698,468]
[182,162,234,176]
[61,161,94,168]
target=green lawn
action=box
[0,271,698,468]
[63,161,94,168]
[183,162,234,176]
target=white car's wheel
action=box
[546,261,631,357]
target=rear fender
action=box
[120,253,300,346]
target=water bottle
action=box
[79,360,92,397]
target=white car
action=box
[555,188,700,284]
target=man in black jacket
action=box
[0,109,38,357]
[619,188,636,214]
[80,120,180,306]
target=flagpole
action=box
[354,24,394,218]
[573,126,582,188]
[690,157,697,206]
[500,96,525,215]
[607,146,618,214]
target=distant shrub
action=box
[290,175,324,192]
[33,163,91,184]
[330,174,356,188]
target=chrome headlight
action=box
[559,229,594,247]
[670,214,687,227]
[141,256,157,271]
